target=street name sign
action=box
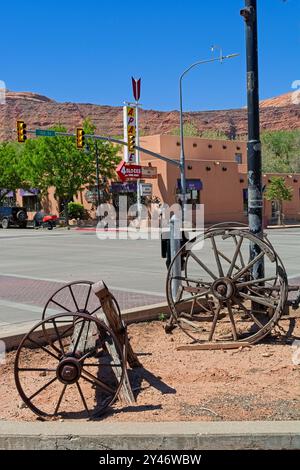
[36,129,56,137]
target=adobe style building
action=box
[138,135,300,225]
[11,134,300,226]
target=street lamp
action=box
[179,51,239,212]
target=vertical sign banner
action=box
[123,105,136,163]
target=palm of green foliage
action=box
[264,176,293,225]
[0,142,28,202]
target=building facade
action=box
[9,134,300,226]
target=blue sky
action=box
[1,0,299,111]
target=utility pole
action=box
[95,140,101,210]
[241,0,264,279]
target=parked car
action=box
[0,206,28,229]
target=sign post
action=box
[132,77,142,215]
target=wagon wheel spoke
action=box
[208,305,221,341]
[210,236,224,277]
[84,284,92,312]
[50,299,72,313]
[84,362,123,368]
[234,299,264,329]
[239,292,277,310]
[173,290,211,306]
[173,276,211,285]
[216,249,240,270]
[69,285,80,312]
[189,251,218,280]
[227,301,238,341]
[54,384,67,415]
[232,251,265,281]
[51,318,65,355]
[81,369,116,395]
[78,347,99,363]
[72,320,87,355]
[236,276,277,289]
[51,322,75,342]
[26,335,60,361]
[89,305,102,316]
[227,235,244,278]
[76,382,90,416]
[233,235,245,268]
[189,297,197,317]
[17,367,57,372]
[29,376,58,401]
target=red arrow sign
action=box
[117,161,142,182]
[132,77,141,101]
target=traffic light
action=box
[128,134,136,153]
[17,120,27,143]
[76,128,85,148]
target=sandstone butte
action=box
[0,90,299,141]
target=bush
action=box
[68,202,85,220]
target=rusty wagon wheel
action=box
[166,227,288,344]
[42,280,122,320]
[15,312,126,419]
[42,280,122,353]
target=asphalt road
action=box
[0,227,299,330]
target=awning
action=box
[20,188,40,197]
[0,190,14,198]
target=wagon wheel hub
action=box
[56,357,82,385]
[211,278,235,301]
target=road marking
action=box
[0,299,58,315]
[0,273,165,297]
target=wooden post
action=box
[92,281,140,405]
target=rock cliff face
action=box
[0,90,299,141]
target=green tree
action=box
[200,129,229,140]
[264,176,293,225]
[262,130,300,173]
[170,122,200,137]
[0,142,28,203]
[21,120,120,223]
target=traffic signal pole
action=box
[241,0,264,279]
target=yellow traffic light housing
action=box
[76,128,85,148]
[17,120,27,143]
[128,134,136,153]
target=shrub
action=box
[68,202,85,220]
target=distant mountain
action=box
[0,90,299,141]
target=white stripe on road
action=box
[0,272,165,297]
[0,299,58,315]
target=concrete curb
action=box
[0,420,299,450]
[1,302,171,351]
